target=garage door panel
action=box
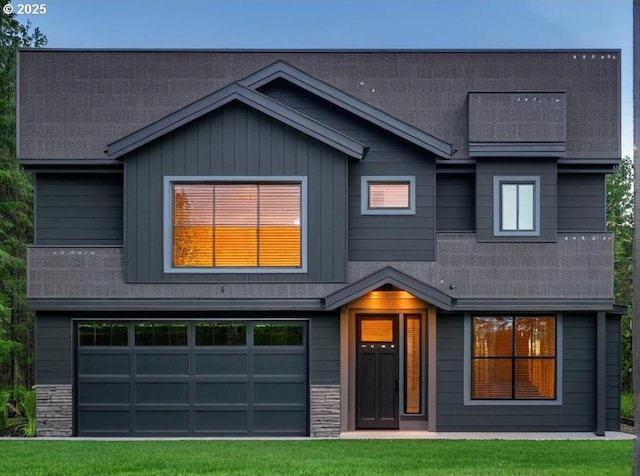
[76,320,308,436]
[194,410,248,432]
[136,354,189,375]
[78,382,130,404]
[195,354,247,375]
[78,354,129,375]
[77,410,130,433]
[253,409,307,434]
[136,410,189,432]
[254,353,306,375]
[254,382,306,404]
[195,382,248,404]
[136,382,189,404]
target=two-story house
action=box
[18,49,622,437]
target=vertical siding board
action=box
[136,146,152,280]
[125,158,138,281]
[320,147,334,281]
[123,102,348,283]
[307,141,323,281]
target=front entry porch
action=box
[339,287,437,432]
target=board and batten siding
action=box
[557,173,606,232]
[36,314,72,385]
[261,80,437,261]
[35,173,123,245]
[124,101,348,283]
[436,173,475,232]
[436,313,616,432]
[476,159,557,242]
[605,314,621,429]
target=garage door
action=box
[76,320,308,436]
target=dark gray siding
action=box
[309,313,340,384]
[35,173,123,245]
[436,313,599,432]
[36,313,72,384]
[605,314,621,430]
[124,101,348,283]
[261,80,436,261]
[436,173,475,232]
[557,173,606,232]
[476,159,557,242]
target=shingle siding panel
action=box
[19,50,620,162]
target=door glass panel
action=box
[405,315,421,414]
[360,319,393,342]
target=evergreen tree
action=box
[0,2,46,388]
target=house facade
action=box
[18,50,622,437]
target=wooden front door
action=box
[356,314,399,429]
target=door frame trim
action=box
[340,293,435,432]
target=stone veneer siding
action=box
[36,384,72,437]
[310,384,340,438]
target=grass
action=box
[621,392,634,419]
[0,439,633,476]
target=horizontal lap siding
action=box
[261,80,436,261]
[436,313,597,431]
[557,174,606,232]
[36,314,72,384]
[476,159,557,242]
[436,173,475,231]
[309,313,340,385]
[125,102,348,283]
[605,315,621,430]
[35,174,123,245]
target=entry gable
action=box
[107,83,368,160]
[239,61,454,159]
[325,266,454,310]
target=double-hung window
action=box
[471,315,556,400]
[165,177,306,272]
[493,176,540,236]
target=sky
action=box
[15,0,633,158]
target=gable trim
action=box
[238,61,454,159]
[325,266,454,310]
[107,83,368,160]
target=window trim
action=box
[361,176,416,215]
[163,176,308,274]
[463,313,563,406]
[493,176,540,237]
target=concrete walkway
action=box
[340,430,636,440]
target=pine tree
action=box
[0,2,46,388]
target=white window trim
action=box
[493,176,540,237]
[163,176,308,274]
[463,313,563,406]
[361,176,416,215]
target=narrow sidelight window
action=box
[472,316,556,400]
[405,315,422,414]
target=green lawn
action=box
[0,439,633,476]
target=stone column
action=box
[35,384,73,437]
[309,384,340,438]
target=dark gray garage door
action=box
[76,320,307,436]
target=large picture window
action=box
[471,316,556,400]
[165,177,306,272]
